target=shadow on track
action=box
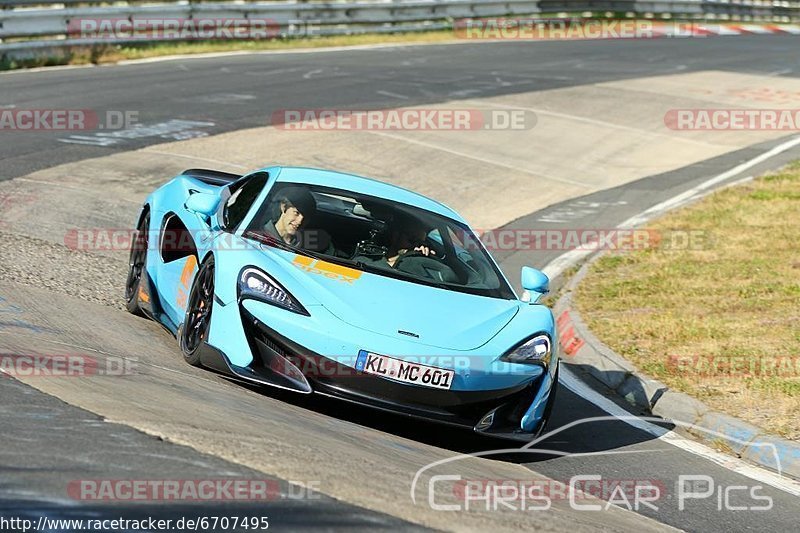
[225,362,672,464]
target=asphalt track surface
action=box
[2,35,800,180]
[0,377,425,531]
[2,36,800,532]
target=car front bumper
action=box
[218,303,559,437]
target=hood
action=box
[269,250,519,351]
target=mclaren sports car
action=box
[125,166,559,439]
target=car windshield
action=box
[244,182,516,300]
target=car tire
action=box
[179,256,215,367]
[125,211,150,316]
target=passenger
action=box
[264,187,333,254]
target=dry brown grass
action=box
[574,161,800,440]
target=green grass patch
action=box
[573,162,800,440]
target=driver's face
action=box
[398,227,427,248]
[280,205,304,235]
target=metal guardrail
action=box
[4,0,536,55]
[1,0,799,58]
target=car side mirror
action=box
[185,192,220,217]
[521,266,549,302]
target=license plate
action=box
[355,350,454,390]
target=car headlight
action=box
[501,334,551,366]
[238,267,309,316]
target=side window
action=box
[447,227,495,286]
[222,172,269,231]
[425,227,447,258]
[446,227,471,260]
[160,213,197,263]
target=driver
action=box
[355,214,434,267]
[354,213,458,283]
[385,216,434,267]
[264,186,333,254]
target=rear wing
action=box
[181,168,241,187]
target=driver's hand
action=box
[413,245,435,257]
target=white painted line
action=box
[140,149,249,170]
[468,100,723,149]
[542,135,800,279]
[243,67,306,77]
[376,90,410,100]
[560,367,800,497]
[111,40,471,66]
[540,245,593,279]
[4,331,230,385]
[366,130,592,188]
[0,63,96,77]
[542,137,800,491]
[721,175,754,189]
[302,69,324,80]
[4,24,800,77]
[57,136,119,147]
[0,40,477,77]
[12,178,142,204]
[618,135,800,228]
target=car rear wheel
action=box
[180,257,215,367]
[125,211,150,316]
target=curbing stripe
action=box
[555,254,800,480]
[742,435,800,477]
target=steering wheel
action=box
[395,247,444,262]
[394,251,457,283]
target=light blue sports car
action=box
[125,166,559,439]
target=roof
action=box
[268,166,466,224]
